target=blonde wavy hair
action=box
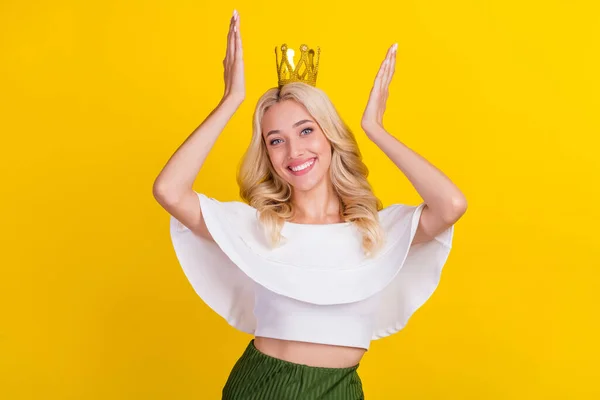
[236,82,385,256]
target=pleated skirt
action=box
[222,339,364,400]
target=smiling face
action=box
[261,99,333,193]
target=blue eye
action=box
[268,128,312,146]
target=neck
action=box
[290,178,341,224]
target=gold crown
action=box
[275,43,321,87]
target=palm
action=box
[222,10,245,102]
[361,44,397,132]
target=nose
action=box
[287,137,304,158]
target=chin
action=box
[289,180,321,193]
[284,171,328,193]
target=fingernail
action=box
[233,9,238,19]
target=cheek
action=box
[315,141,333,168]
[316,137,332,158]
[267,149,285,169]
[321,150,332,168]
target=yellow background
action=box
[1,0,599,398]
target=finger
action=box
[382,45,394,86]
[225,17,232,66]
[382,44,396,90]
[380,57,390,91]
[235,12,243,60]
[227,13,235,64]
[388,44,397,84]
[374,54,387,88]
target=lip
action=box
[287,157,317,176]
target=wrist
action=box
[362,123,387,139]
[221,93,245,107]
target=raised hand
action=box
[222,10,245,104]
[361,43,397,135]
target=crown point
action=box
[275,43,320,88]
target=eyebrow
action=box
[266,119,314,137]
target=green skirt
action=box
[222,339,364,399]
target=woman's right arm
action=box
[152,10,244,240]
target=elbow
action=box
[152,179,166,199]
[153,180,178,204]
[441,195,468,225]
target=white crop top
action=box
[169,192,454,350]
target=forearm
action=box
[366,125,467,221]
[153,95,242,202]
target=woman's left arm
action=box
[361,43,467,244]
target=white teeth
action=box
[290,159,315,172]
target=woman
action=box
[153,10,467,399]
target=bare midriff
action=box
[253,336,366,368]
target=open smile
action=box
[287,158,316,176]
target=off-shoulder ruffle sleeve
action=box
[169,191,454,339]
